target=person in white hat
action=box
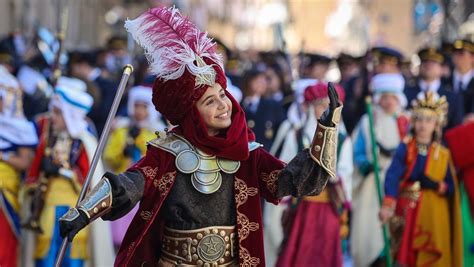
[0,65,37,267]
[24,77,114,266]
[351,73,410,267]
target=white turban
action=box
[0,66,38,148]
[127,85,161,129]
[50,77,93,138]
[371,73,407,108]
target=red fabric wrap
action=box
[303,82,345,103]
[393,187,426,265]
[276,201,342,267]
[152,57,227,125]
[173,91,255,161]
[446,122,474,212]
[115,144,285,266]
[26,115,89,185]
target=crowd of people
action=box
[0,8,473,266]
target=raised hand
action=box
[319,82,342,127]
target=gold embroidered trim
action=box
[140,210,152,221]
[234,177,258,208]
[240,247,260,267]
[237,213,259,241]
[260,170,281,195]
[234,177,261,266]
[157,171,176,196]
[141,166,159,179]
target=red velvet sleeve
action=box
[254,148,286,204]
[256,148,330,203]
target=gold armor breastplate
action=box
[149,132,261,194]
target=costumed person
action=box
[290,53,332,122]
[445,121,474,266]
[351,73,409,267]
[0,66,37,267]
[380,91,463,266]
[24,77,114,266]
[58,7,342,266]
[104,85,167,250]
[273,82,352,267]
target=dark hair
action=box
[242,67,266,96]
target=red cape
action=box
[115,144,285,266]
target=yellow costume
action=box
[104,127,155,172]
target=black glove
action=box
[59,208,89,241]
[41,157,61,178]
[319,82,341,127]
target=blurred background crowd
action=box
[0,0,473,266]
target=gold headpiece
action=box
[411,91,448,127]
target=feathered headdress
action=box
[125,6,226,125]
[125,6,223,86]
[411,91,448,158]
[411,91,448,127]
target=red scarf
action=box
[174,91,255,161]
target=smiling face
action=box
[196,83,233,136]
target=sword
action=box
[54,64,134,267]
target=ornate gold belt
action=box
[161,225,238,266]
[400,181,421,202]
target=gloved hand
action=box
[41,157,61,178]
[319,82,342,127]
[59,208,89,241]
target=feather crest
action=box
[124,6,223,85]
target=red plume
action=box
[125,6,223,86]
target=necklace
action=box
[416,143,429,156]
